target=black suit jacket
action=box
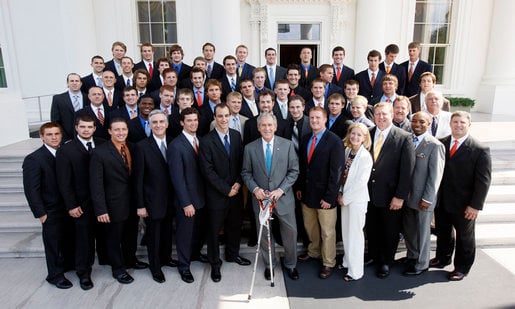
[102,88,124,112]
[299,65,319,89]
[379,62,406,95]
[167,133,205,210]
[264,65,287,89]
[438,135,491,213]
[242,113,288,146]
[401,60,433,97]
[81,74,100,94]
[172,62,192,84]
[104,59,119,75]
[288,85,311,102]
[240,98,258,119]
[127,117,148,143]
[75,105,110,140]
[23,146,65,218]
[90,140,134,222]
[331,64,355,89]
[298,130,345,208]
[133,136,174,220]
[221,75,240,102]
[50,91,89,142]
[115,74,132,91]
[328,113,352,139]
[368,126,415,207]
[355,69,385,105]
[200,129,243,210]
[325,83,343,99]
[166,106,183,138]
[207,62,225,80]
[109,106,134,122]
[56,137,105,212]
[238,63,256,80]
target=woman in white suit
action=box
[337,123,373,281]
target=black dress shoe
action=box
[376,264,390,278]
[152,270,166,283]
[113,272,134,284]
[128,260,149,269]
[162,259,179,267]
[449,270,466,281]
[264,268,272,280]
[226,256,251,266]
[191,253,209,263]
[179,269,194,283]
[298,253,320,262]
[79,276,94,290]
[429,257,451,269]
[286,268,299,280]
[48,276,73,289]
[403,265,428,276]
[319,266,334,279]
[211,266,222,282]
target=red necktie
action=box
[307,135,317,164]
[290,89,295,96]
[97,108,104,125]
[164,108,169,115]
[336,66,341,82]
[193,136,199,155]
[148,63,153,77]
[196,91,203,107]
[408,63,414,81]
[449,140,459,157]
[371,72,376,87]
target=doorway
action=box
[279,44,318,68]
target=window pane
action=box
[154,47,167,58]
[139,24,150,43]
[277,23,320,41]
[435,47,446,65]
[149,2,163,23]
[413,24,424,42]
[138,2,149,23]
[433,65,444,83]
[437,24,449,44]
[164,1,177,22]
[164,23,177,44]
[151,24,164,43]
[415,2,427,23]
[0,48,6,88]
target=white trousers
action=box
[341,202,367,279]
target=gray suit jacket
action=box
[241,136,299,215]
[406,134,445,211]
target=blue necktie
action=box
[224,134,230,155]
[265,143,272,175]
[144,120,151,137]
[413,135,419,148]
[231,78,236,91]
[269,67,275,89]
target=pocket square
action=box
[416,153,426,159]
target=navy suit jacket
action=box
[298,130,345,208]
[207,62,225,80]
[81,73,100,94]
[379,62,407,95]
[104,59,119,75]
[50,91,89,142]
[299,65,319,89]
[331,64,355,89]
[355,69,385,105]
[127,117,148,143]
[263,65,287,89]
[238,63,256,80]
[167,133,205,210]
[401,60,433,97]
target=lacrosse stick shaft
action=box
[248,221,265,300]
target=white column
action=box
[477,0,515,115]
[210,0,241,60]
[353,0,387,69]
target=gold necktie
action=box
[373,132,383,161]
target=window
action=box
[0,48,6,88]
[137,0,177,58]
[413,0,453,84]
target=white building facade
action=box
[0,0,512,146]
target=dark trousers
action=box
[175,207,205,271]
[122,210,140,266]
[207,197,243,266]
[42,212,66,282]
[73,210,95,276]
[365,204,402,265]
[104,220,126,276]
[435,205,476,273]
[146,214,173,273]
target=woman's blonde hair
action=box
[343,122,372,150]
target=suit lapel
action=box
[214,131,229,157]
[107,141,128,173]
[254,139,268,176]
[149,137,167,164]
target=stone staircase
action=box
[1,139,515,258]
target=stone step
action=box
[0,194,28,211]
[486,185,515,203]
[0,211,39,233]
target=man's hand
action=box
[254,188,267,200]
[137,208,148,218]
[390,197,404,210]
[268,189,284,201]
[39,214,47,223]
[68,206,83,218]
[337,193,344,206]
[183,205,195,217]
[418,200,431,211]
[464,206,479,220]
[320,199,331,209]
[97,213,110,223]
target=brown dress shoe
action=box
[319,266,334,279]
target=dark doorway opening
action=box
[279,44,318,68]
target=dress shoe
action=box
[162,259,179,268]
[285,267,299,280]
[264,268,272,280]
[113,272,134,284]
[179,269,194,283]
[128,260,149,269]
[319,266,334,279]
[376,264,390,278]
[429,257,451,269]
[79,276,94,290]
[152,270,166,283]
[396,257,417,266]
[48,276,73,289]
[191,253,209,263]
[226,256,251,266]
[211,266,222,282]
[298,253,320,262]
[403,265,428,276]
[343,275,357,282]
[449,270,466,281]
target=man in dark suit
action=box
[235,44,256,80]
[23,122,73,289]
[167,88,194,139]
[299,47,319,89]
[168,108,207,283]
[51,73,88,142]
[90,118,147,285]
[56,115,105,290]
[431,111,492,281]
[331,46,355,90]
[239,78,260,118]
[169,44,191,85]
[202,42,225,80]
[101,70,124,112]
[327,93,352,139]
[188,68,208,108]
[243,90,287,145]
[221,55,240,101]
[127,96,154,143]
[81,55,105,94]
[409,72,450,114]
[273,79,291,121]
[133,110,176,284]
[287,64,311,102]
[319,64,343,99]
[110,86,139,121]
[305,78,329,114]
[296,107,345,279]
[379,44,406,95]
[200,104,251,283]
[76,87,110,140]
[367,102,415,278]
[198,79,223,136]
[355,50,385,105]
[104,41,126,76]
[392,96,412,132]
[401,42,433,97]
[133,43,158,92]
[241,112,300,281]
[402,111,445,276]
[263,47,287,90]
[115,56,135,91]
